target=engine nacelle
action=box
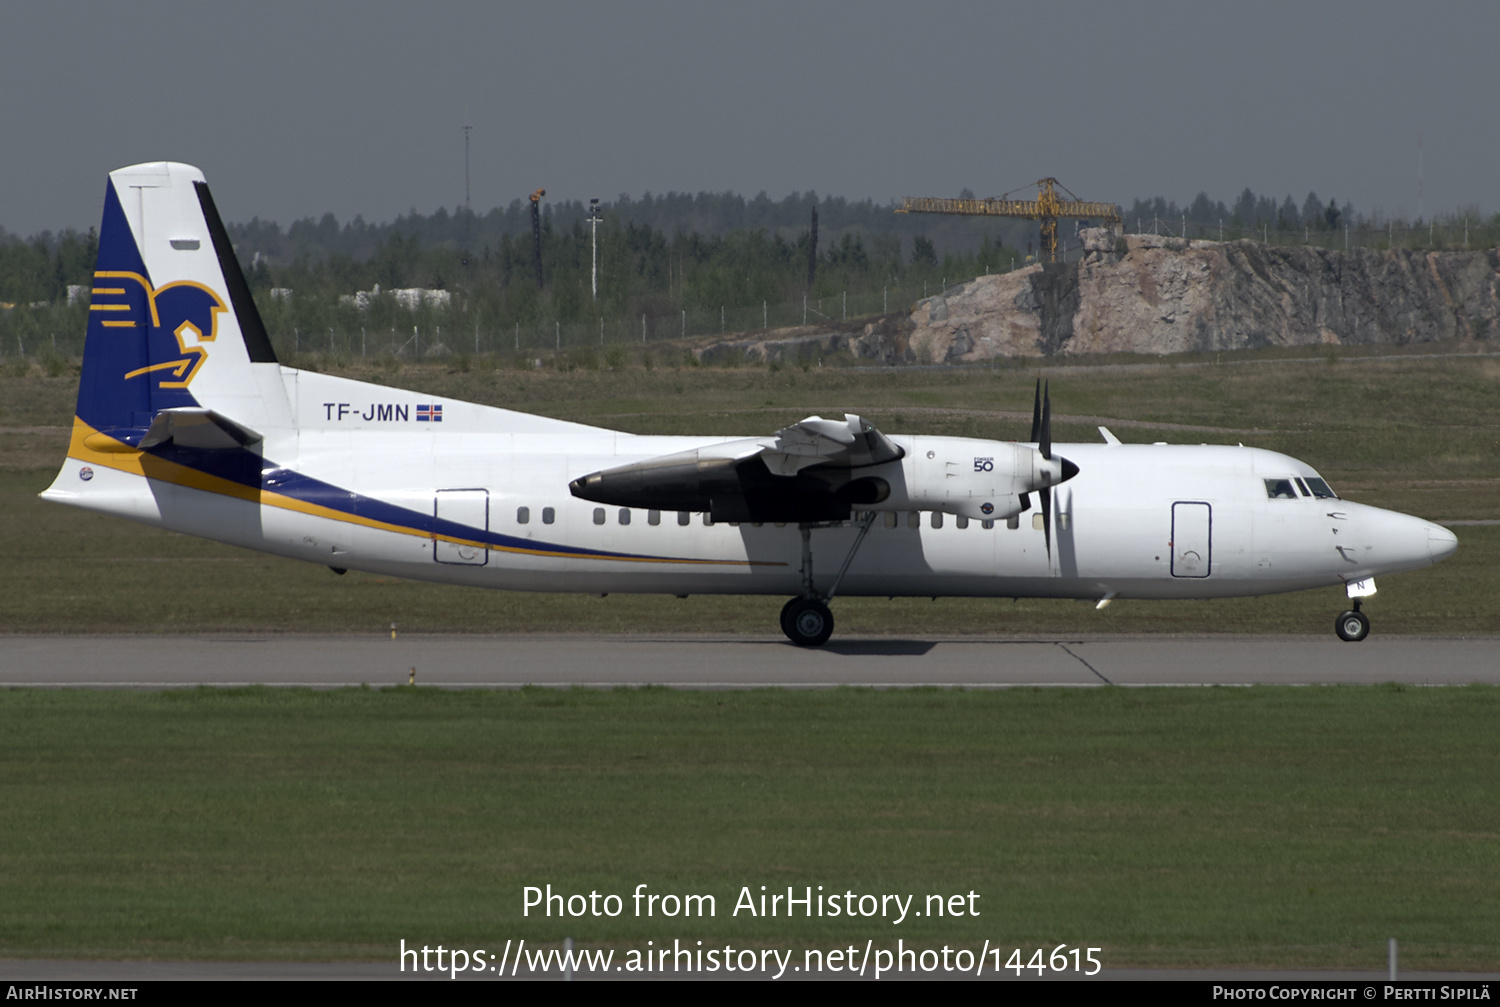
[886,436,1072,520]
[569,431,1076,525]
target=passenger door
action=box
[1171,501,1211,578]
[434,488,489,565]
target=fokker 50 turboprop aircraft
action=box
[43,162,1458,646]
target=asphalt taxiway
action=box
[2,634,1496,688]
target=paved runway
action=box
[2,634,1496,688]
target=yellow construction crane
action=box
[896,177,1122,263]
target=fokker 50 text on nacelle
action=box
[43,163,1458,646]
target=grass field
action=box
[1,685,1497,969]
[3,341,1497,636]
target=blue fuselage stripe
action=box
[151,440,701,562]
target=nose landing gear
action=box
[1334,599,1371,642]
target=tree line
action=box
[1127,190,1355,236]
[243,210,1018,345]
[0,228,98,306]
[5,183,1497,358]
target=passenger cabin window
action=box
[884,512,897,529]
[982,520,995,530]
[1264,478,1298,500]
[930,512,943,529]
[908,512,921,529]
[517,506,530,524]
[593,508,605,525]
[1305,477,1339,499]
[678,511,690,526]
[618,509,631,525]
[1007,515,1019,530]
[542,507,555,525]
[648,510,661,526]
[956,515,969,529]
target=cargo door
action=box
[1171,501,1211,578]
[434,488,489,565]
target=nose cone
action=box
[1361,507,1458,574]
[1059,456,1080,484]
[1427,522,1458,563]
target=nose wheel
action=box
[1334,600,1370,642]
[781,597,834,647]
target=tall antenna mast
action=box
[1417,132,1424,222]
[462,122,473,212]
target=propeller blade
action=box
[1040,381,1052,461]
[1040,486,1052,560]
[1019,492,1031,512]
[1030,380,1042,443]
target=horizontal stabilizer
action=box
[137,408,262,450]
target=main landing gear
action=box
[780,513,878,647]
[781,597,834,647]
[1334,599,1371,642]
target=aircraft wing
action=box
[570,413,904,523]
[760,413,903,475]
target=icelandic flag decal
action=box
[417,404,442,422]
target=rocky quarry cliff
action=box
[697,231,1500,365]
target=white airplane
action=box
[43,162,1458,646]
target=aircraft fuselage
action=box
[46,366,1453,606]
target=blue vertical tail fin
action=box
[73,161,281,444]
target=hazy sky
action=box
[3,0,1495,236]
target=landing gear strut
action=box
[1334,598,1371,642]
[780,512,878,647]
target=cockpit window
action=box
[1304,477,1338,499]
[1294,477,1311,497]
[1264,478,1298,499]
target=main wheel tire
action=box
[1335,609,1370,642]
[783,598,834,647]
[779,597,800,639]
